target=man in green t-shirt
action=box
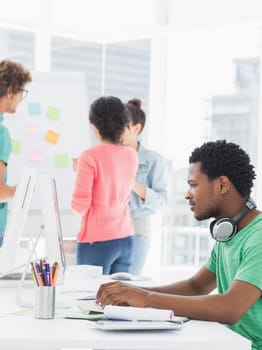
[97,140,262,350]
[0,59,32,246]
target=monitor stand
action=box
[16,225,44,307]
[15,225,70,310]
[0,231,42,282]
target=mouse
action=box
[110,272,133,281]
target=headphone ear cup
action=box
[209,219,217,239]
[209,198,256,242]
[210,218,237,242]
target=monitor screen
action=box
[39,174,66,284]
[0,167,38,276]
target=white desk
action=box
[0,281,251,350]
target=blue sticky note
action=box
[28,103,42,116]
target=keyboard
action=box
[0,272,32,280]
[77,298,104,313]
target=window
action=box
[0,28,35,69]
[51,37,102,103]
[160,24,261,278]
[51,37,151,108]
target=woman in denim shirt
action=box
[122,99,167,274]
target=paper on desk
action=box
[104,305,174,321]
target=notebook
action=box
[104,305,175,321]
[87,319,184,331]
[77,299,189,324]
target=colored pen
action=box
[52,262,60,286]
[42,263,49,286]
[30,262,39,286]
[45,263,51,286]
[49,265,53,286]
[35,262,44,286]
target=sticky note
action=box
[44,130,60,145]
[28,149,43,161]
[47,106,61,121]
[55,154,69,168]
[26,124,41,134]
[28,102,42,116]
[11,140,22,154]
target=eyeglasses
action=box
[20,88,28,100]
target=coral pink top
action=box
[71,143,138,243]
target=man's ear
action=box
[6,87,13,98]
[217,176,230,194]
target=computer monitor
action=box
[0,167,38,276]
[39,173,66,284]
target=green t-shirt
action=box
[0,114,12,231]
[206,214,262,350]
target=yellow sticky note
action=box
[47,106,61,121]
[12,140,22,154]
[44,130,60,145]
[55,154,69,168]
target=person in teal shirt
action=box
[97,140,262,350]
[0,59,32,246]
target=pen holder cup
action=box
[34,286,55,319]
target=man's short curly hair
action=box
[0,59,32,98]
[89,96,129,144]
[189,140,256,198]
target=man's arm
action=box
[97,266,261,324]
[97,266,215,306]
[0,161,16,203]
[144,266,216,296]
[145,279,261,324]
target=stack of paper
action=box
[104,305,174,321]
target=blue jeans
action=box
[129,234,150,275]
[76,236,134,275]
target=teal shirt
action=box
[0,115,12,231]
[206,214,262,350]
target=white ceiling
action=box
[0,0,262,42]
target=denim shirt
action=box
[129,143,167,221]
[0,114,12,231]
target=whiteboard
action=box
[4,72,89,210]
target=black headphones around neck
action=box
[210,197,257,242]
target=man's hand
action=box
[96,281,149,308]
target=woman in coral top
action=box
[71,96,138,274]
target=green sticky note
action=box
[47,106,61,121]
[12,140,22,154]
[55,154,69,168]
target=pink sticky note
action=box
[26,124,41,134]
[28,149,43,161]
